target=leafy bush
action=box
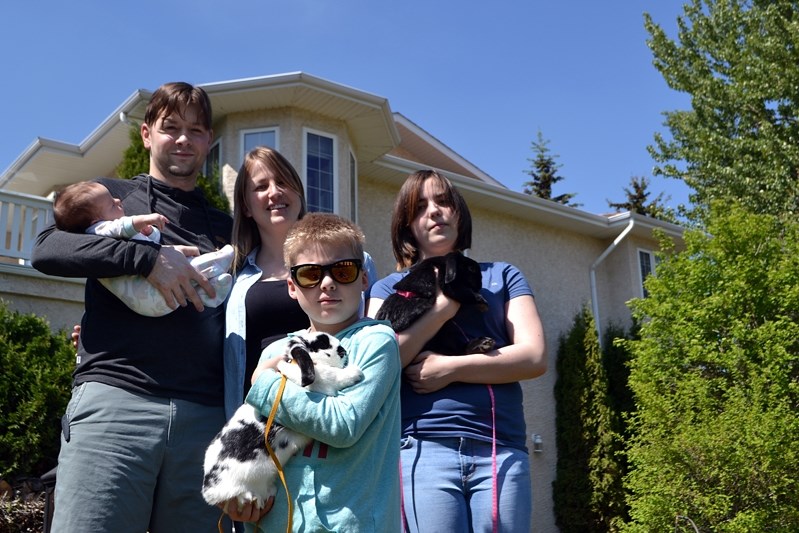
[0,301,74,480]
[623,204,799,531]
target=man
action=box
[32,82,232,532]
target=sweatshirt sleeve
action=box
[246,325,400,448]
[31,224,160,278]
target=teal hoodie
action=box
[245,318,401,532]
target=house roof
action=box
[0,72,401,196]
[0,71,684,245]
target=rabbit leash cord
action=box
[263,374,291,533]
[216,373,291,533]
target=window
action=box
[638,249,658,298]
[203,139,221,178]
[305,131,336,213]
[241,128,278,164]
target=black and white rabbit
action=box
[201,331,363,509]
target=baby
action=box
[53,180,233,316]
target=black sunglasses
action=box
[290,259,363,288]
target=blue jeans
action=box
[400,436,531,533]
[52,382,228,533]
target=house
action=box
[0,72,684,532]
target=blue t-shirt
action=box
[369,261,533,451]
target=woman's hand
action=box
[404,351,455,394]
[220,497,274,522]
[70,324,81,349]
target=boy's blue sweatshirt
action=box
[245,318,401,532]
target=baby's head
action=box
[54,182,124,232]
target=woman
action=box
[222,146,377,526]
[223,146,310,422]
[367,170,547,533]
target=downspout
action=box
[590,218,635,350]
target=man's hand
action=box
[146,246,215,312]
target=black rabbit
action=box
[376,252,495,354]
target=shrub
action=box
[0,301,74,480]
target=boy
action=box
[232,212,402,532]
[53,180,233,316]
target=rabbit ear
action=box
[289,344,317,386]
[444,253,457,283]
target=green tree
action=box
[522,131,580,207]
[607,176,677,223]
[115,125,230,213]
[622,204,799,531]
[554,308,628,531]
[646,0,799,219]
[0,302,74,480]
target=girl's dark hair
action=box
[390,170,472,270]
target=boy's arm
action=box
[246,327,400,448]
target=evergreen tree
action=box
[115,125,230,213]
[607,176,677,223]
[554,308,628,531]
[522,131,580,207]
[646,0,799,219]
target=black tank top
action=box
[243,279,308,396]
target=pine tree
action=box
[522,131,580,207]
[607,176,676,222]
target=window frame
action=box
[303,128,338,213]
[240,127,279,165]
[637,248,658,298]
[203,138,222,179]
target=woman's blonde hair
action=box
[230,146,307,271]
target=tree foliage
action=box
[0,301,74,480]
[522,131,580,207]
[622,204,799,531]
[115,125,230,213]
[554,307,629,531]
[607,176,677,223]
[646,0,799,219]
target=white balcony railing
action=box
[0,190,53,264]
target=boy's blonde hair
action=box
[284,212,365,267]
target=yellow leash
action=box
[217,374,291,533]
[263,374,292,533]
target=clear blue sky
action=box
[3,1,692,215]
